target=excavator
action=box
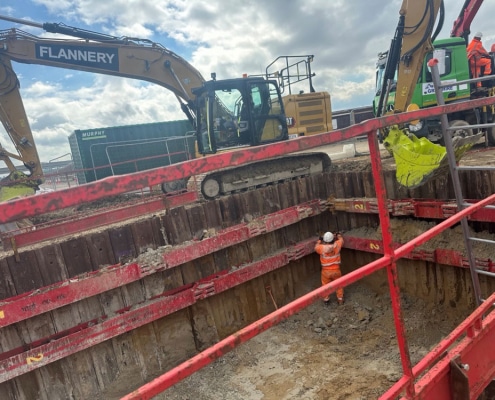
[374,0,490,188]
[0,15,333,202]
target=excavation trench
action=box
[1,159,495,399]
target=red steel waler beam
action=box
[1,191,198,251]
[330,197,495,222]
[121,193,495,400]
[0,200,325,328]
[380,291,495,399]
[122,255,392,400]
[343,236,495,272]
[0,239,315,383]
[1,96,494,224]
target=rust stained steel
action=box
[366,117,414,393]
[0,200,325,328]
[122,196,495,400]
[330,197,495,222]
[1,191,198,251]
[1,95,495,225]
[381,291,495,400]
[0,239,315,383]
[122,255,393,400]
[343,236,494,271]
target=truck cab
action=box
[374,37,477,142]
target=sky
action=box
[0,0,494,163]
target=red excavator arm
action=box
[450,0,485,42]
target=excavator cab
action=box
[193,77,288,156]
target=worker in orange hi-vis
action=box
[467,32,492,87]
[314,231,344,305]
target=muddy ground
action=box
[159,281,467,400]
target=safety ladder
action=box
[429,59,495,306]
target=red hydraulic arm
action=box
[450,0,485,42]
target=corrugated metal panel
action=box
[70,120,194,183]
[332,106,374,129]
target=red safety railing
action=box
[2,95,495,399]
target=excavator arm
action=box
[392,0,443,114]
[450,0,485,43]
[0,55,43,201]
[0,15,332,202]
[0,17,206,201]
[377,0,483,188]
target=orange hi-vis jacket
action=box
[467,38,491,63]
[314,237,344,270]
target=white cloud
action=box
[1,0,493,163]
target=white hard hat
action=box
[323,232,334,243]
[475,32,483,38]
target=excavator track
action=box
[187,152,332,200]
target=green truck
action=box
[374,35,495,146]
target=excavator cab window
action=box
[195,78,288,155]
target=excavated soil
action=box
[159,281,466,400]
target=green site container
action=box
[68,120,195,184]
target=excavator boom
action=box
[0,15,333,204]
[0,55,43,201]
[377,0,486,188]
[0,18,205,202]
[392,0,442,114]
[450,0,485,42]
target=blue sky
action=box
[0,0,493,162]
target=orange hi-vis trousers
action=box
[321,268,343,301]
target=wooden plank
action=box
[224,243,251,270]
[260,185,282,215]
[362,171,376,198]
[296,177,310,203]
[152,310,197,370]
[150,215,167,247]
[63,350,101,399]
[185,204,207,239]
[248,233,277,261]
[218,197,240,228]
[235,191,262,219]
[180,255,217,285]
[206,288,244,338]
[0,257,17,300]
[59,237,93,277]
[0,381,17,400]
[202,200,223,230]
[88,342,119,394]
[34,244,82,399]
[129,323,161,380]
[34,244,68,285]
[162,206,192,244]
[108,226,137,264]
[10,372,43,400]
[287,180,302,206]
[237,280,263,325]
[277,181,292,209]
[7,251,43,295]
[349,171,365,197]
[85,231,116,269]
[131,219,159,255]
[189,300,219,350]
[37,361,71,400]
